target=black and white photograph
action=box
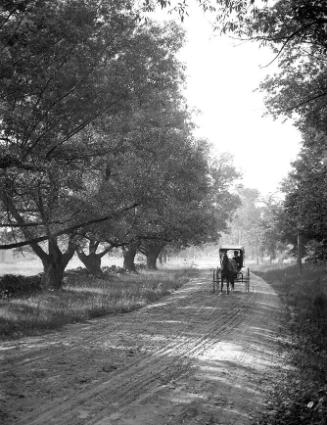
[0,1,326,424]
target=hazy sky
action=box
[163,6,301,195]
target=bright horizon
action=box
[157,5,301,196]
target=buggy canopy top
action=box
[219,246,244,252]
[218,246,245,268]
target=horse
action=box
[220,253,237,294]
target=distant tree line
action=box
[0,0,240,288]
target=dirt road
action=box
[1,270,283,425]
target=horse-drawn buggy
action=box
[212,246,250,294]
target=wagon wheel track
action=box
[2,270,281,425]
[17,278,255,425]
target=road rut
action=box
[1,270,283,425]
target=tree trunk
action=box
[41,257,66,290]
[158,249,168,265]
[145,245,164,270]
[297,231,303,273]
[146,251,160,270]
[123,243,138,272]
[41,236,75,290]
[0,188,76,289]
[140,242,165,271]
[77,251,102,276]
[0,250,6,262]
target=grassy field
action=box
[0,267,198,340]
[253,264,327,425]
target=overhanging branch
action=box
[0,155,44,172]
[285,91,327,111]
[0,203,138,249]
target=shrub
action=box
[0,274,42,299]
[102,265,125,274]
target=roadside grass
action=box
[253,264,327,425]
[0,268,198,340]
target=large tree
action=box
[72,20,187,274]
[130,148,240,270]
[278,130,327,250]
[242,2,327,261]
[0,2,188,287]
[0,0,136,170]
[238,1,327,128]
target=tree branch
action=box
[0,155,44,172]
[0,203,138,250]
[0,187,48,260]
[286,91,327,112]
[98,245,114,258]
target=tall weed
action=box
[0,268,197,340]
[254,265,327,425]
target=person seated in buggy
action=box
[219,247,244,277]
[232,250,242,272]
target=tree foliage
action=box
[278,129,327,258]
[0,0,137,167]
[235,1,327,262]
[0,1,241,285]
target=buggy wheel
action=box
[212,268,219,293]
[212,268,221,293]
[245,268,250,292]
